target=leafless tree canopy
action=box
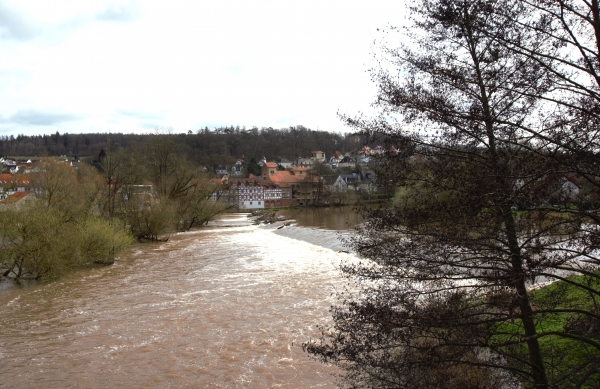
[305,1,600,388]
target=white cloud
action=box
[0,2,38,40]
[0,0,406,135]
[96,2,138,22]
[1,109,80,126]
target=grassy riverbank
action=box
[491,273,600,388]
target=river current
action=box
[0,213,358,388]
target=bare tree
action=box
[167,162,230,231]
[305,1,600,388]
[144,132,177,197]
[32,160,77,209]
[1,164,132,282]
[488,0,600,231]
[310,160,333,206]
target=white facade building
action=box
[238,184,265,209]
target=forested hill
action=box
[0,126,367,166]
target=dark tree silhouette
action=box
[305,1,600,388]
[245,158,262,177]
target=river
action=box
[0,210,360,388]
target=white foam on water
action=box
[0,213,351,388]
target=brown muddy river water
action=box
[0,212,358,388]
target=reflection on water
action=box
[0,214,350,388]
[278,205,368,231]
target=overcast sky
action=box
[0,0,406,136]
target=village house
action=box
[213,163,228,177]
[328,151,344,164]
[337,155,357,169]
[0,174,32,200]
[261,162,317,207]
[229,175,265,209]
[228,161,319,209]
[2,159,17,173]
[332,173,363,190]
[293,157,313,168]
[276,157,293,169]
[0,191,32,207]
[329,175,349,192]
[293,151,328,168]
[323,170,378,194]
[230,159,244,177]
[312,150,326,162]
[327,151,344,170]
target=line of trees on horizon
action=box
[0,126,369,169]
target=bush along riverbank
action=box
[1,155,229,283]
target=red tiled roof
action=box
[1,191,30,204]
[0,174,31,186]
[230,175,262,186]
[268,171,304,186]
[265,162,277,168]
[267,170,317,187]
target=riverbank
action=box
[0,213,343,388]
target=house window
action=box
[258,201,261,205]
[250,202,253,205]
